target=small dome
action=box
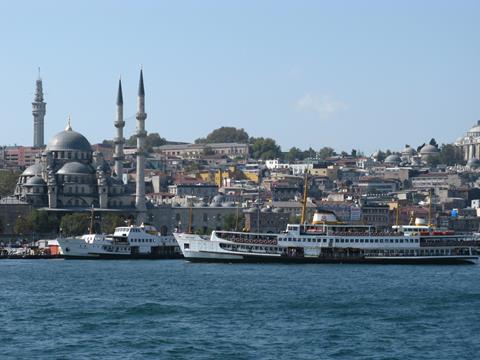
[384,154,401,164]
[272,207,283,213]
[466,158,480,169]
[25,176,46,186]
[46,128,92,152]
[420,144,439,155]
[57,161,94,175]
[401,146,415,156]
[468,121,480,136]
[22,163,44,176]
[371,150,381,159]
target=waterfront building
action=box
[155,142,249,159]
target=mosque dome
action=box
[46,123,92,152]
[466,158,480,169]
[384,154,401,164]
[22,163,44,176]
[468,121,480,136]
[371,150,381,159]
[401,146,416,156]
[57,162,94,175]
[419,144,439,155]
[25,176,46,186]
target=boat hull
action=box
[184,253,478,265]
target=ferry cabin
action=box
[211,223,475,259]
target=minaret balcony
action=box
[136,130,147,137]
[113,137,125,145]
[114,121,125,128]
[136,112,147,121]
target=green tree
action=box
[376,150,386,162]
[101,213,125,234]
[195,127,249,144]
[0,170,20,196]
[14,216,32,235]
[60,213,91,236]
[203,146,215,156]
[249,137,282,160]
[426,154,441,167]
[12,210,58,235]
[302,147,316,159]
[318,147,336,159]
[438,144,463,165]
[286,147,305,162]
[126,132,167,152]
[429,138,438,147]
[223,213,244,231]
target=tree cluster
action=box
[195,127,249,144]
[14,210,59,235]
[0,171,20,196]
[126,132,167,152]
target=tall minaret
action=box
[135,69,147,222]
[32,69,46,148]
[113,78,125,178]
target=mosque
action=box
[14,70,148,222]
[454,121,480,164]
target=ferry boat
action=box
[174,211,479,265]
[57,224,182,259]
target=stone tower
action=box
[32,70,46,148]
[113,79,125,179]
[135,69,147,223]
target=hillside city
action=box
[1,76,479,242]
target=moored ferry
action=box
[57,224,182,259]
[174,211,479,265]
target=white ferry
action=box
[57,224,181,259]
[174,211,479,265]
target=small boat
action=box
[57,223,182,259]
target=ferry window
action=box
[360,239,364,243]
[395,239,399,243]
[355,239,359,243]
[375,239,378,243]
[323,239,327,243]
[184,243,190,249]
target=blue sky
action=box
[0,0,479,154]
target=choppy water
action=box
[1,260,479,359]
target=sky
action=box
[0,0,479,154]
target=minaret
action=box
[113,78,125,178]
[135,69,147,223]
[32,69,46,148]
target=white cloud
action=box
[295,93,347,118]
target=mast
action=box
[300,172,309,224]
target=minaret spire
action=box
[135,68,147,223]
[113,78,125,179]
[32,71,46,147]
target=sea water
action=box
[1,260,479,359]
